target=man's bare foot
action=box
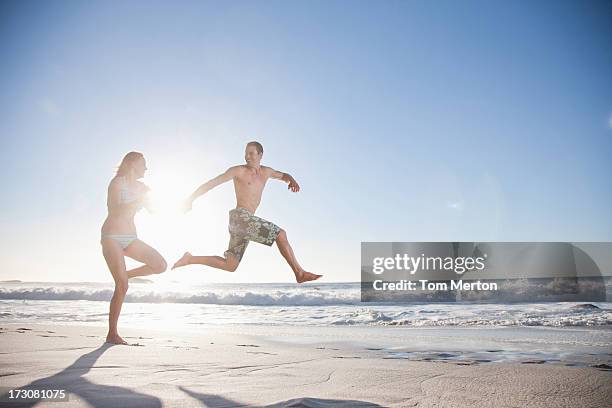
[105,333,128,345]
[296,271,323,284]
[172,252,192,270]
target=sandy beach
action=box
[3,0,612,407]
[1,323,610,407]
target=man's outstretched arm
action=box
[269,168,300,192]
[185,166,238,211]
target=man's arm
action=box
[184,166,238,211]
[269,168,300,192]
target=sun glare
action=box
[131,166,230,282]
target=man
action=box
[172,141,322,284]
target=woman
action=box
[101,151,167,344]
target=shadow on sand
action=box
[179,385,383,407]
[0,343,162,407]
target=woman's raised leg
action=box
[123,239,167,278]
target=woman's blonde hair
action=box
[116,151,144,176]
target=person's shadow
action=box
[0,343,162,407]
[179,385,383,408]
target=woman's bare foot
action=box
[172,252,192,270]
[296,271,323,284]
[105,333,128,345]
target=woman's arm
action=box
[106,178,123,211]
[138,182,154,213]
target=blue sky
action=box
[1,0,611,283]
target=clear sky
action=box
[1,0,611,283]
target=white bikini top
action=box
[118,176,143,207]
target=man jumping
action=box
[171,141,322,284]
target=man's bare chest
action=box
[236,173,267,191]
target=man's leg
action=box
[171,252,239,272]
[172,232,246,272]
[275,229,322,283]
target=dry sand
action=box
[0,323,610,407]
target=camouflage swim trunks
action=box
[223,207,281,262]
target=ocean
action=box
[1,281,611,329]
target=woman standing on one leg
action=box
[100,152,167,345]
